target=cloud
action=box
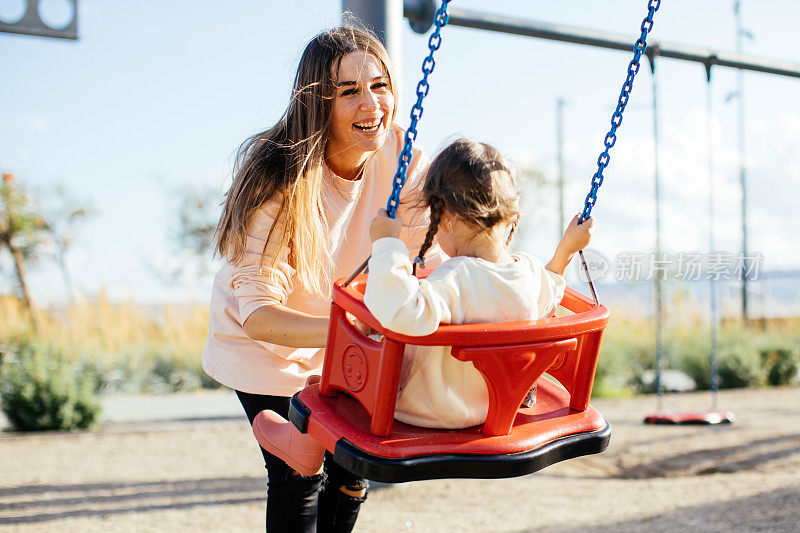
[511,108,800,270]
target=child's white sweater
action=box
[364,237,566,429]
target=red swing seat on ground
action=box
[288,274,611,483]
[643,410,736,425]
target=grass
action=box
[0,293,214,395]
[597,302,800,394]
[1,292,798,398]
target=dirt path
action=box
[1,387,798,532]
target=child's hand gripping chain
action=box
[547,214,594,277]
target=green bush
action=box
[0,343,101,431]
[674,335,764,390]
[677,350,712,390]
[75,353,214,395]
[88,354,157,395]
[716,343,764,388]
[760,346,799,386]
[673,332,800,390]
[596,325,653,395]
[149,355,203,393]
[199,368,222,390]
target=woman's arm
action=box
[243,305,329,348]
[231,199,329,348]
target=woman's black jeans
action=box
[236,390,368,532]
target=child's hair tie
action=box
[413,255,426,275]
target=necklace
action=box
[326,165,366,202]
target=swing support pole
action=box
[648,53,665,412]
[403,1,800,79]
[705,63,721,411]
[343,0,404,84]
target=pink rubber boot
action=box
[251,376,325,476]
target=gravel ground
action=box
[1,387,798,532]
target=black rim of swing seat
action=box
[289,393,612,483]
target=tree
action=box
[0,173,48,328]
[147,182,220,286]
[174,184,218,264]
[40,186,93,303]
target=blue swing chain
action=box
[347,0,659,288]
[580,0,661,224]
[577,0,660,306]
[386,0,451,218]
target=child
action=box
[254,138,592,476]
[364,138,593,429]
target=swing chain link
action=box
[386,0,451,218]
[580,0,661,223]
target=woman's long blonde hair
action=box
[214,26,397,297]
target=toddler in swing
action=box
[364,138,593,429]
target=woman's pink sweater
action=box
[202,125,439,396]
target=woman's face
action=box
[326,50,394,177]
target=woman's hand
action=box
[349,314,375,337]
[369,209,403,242]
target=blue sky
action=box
[1,0,799,304]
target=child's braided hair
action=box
[416,138,520,265]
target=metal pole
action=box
[734,0,749,322]
[344,0,403,88]
[649,54,665,412]
[556,97,566,240]
[403,3,800,79]
[706,64,721,410]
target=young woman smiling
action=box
[202,26,441,531]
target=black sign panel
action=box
[0,0,77,40]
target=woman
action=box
[202,26,440,531]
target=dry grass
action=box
[0,293,208,369]
[1,292,797,396]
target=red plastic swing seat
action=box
[288,274,611,483]
[644,410,736,425]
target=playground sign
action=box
[0,0,77,40]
